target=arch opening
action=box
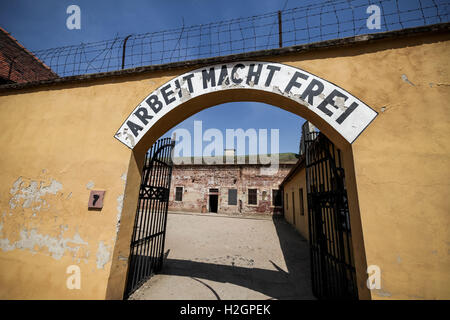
[114,61,377,152]
[108,62,374,300]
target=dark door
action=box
[292,191,296,225]
[303,128,358,300]
[209,195,218,213]
[124,137,175,298]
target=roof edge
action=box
[279,155,306,188]
[0,27,57,75]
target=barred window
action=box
[228,189,237,205]
[175,187,183,201]
[248,189,257,205]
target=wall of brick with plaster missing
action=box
[168,163,294,215]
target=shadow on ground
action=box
[155,216,315,300]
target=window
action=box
[299,188,305,215]
[285,193,288,210]
[228,189,237,205]
[175,187,183,201]
[262,191,267,201]
[292,191,296,225]
[248,189,257,205]
[209,188,219,193]
[272,189,282,206]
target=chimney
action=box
[224,149,236,157]
[300,121,317,155]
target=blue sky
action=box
[1,0,445,51]
[0,0,296,50]
[1,0,446,155]
[0,0,308,155]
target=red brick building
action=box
[0,27,57,84]
[168,153,297,216]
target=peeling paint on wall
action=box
[96,241,111,269]
[373,288,392,297]
[9,177,63,212]
[115,173,127,236]
[118,255,128,261]
[1,175,91,263]
[401,74,415,86]
[0,223,88,260]
[116,194,124,234]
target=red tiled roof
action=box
[0,27,58,83]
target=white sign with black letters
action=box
[115,61,377,149]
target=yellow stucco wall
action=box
[0,29,448,300]
[283,167,309,241]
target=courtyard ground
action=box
[128,212,315,300]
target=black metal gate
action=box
[303,126,358,300]
[124,137,175,298]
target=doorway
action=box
[209,195,218,213]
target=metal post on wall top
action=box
[121,35,132,70]
[278,11,283,48]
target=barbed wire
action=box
[6,0,450,81]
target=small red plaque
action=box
[88,190,105,209]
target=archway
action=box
[107,61,377,300]
[115,61,376,151]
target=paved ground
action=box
[129,212,315,300]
